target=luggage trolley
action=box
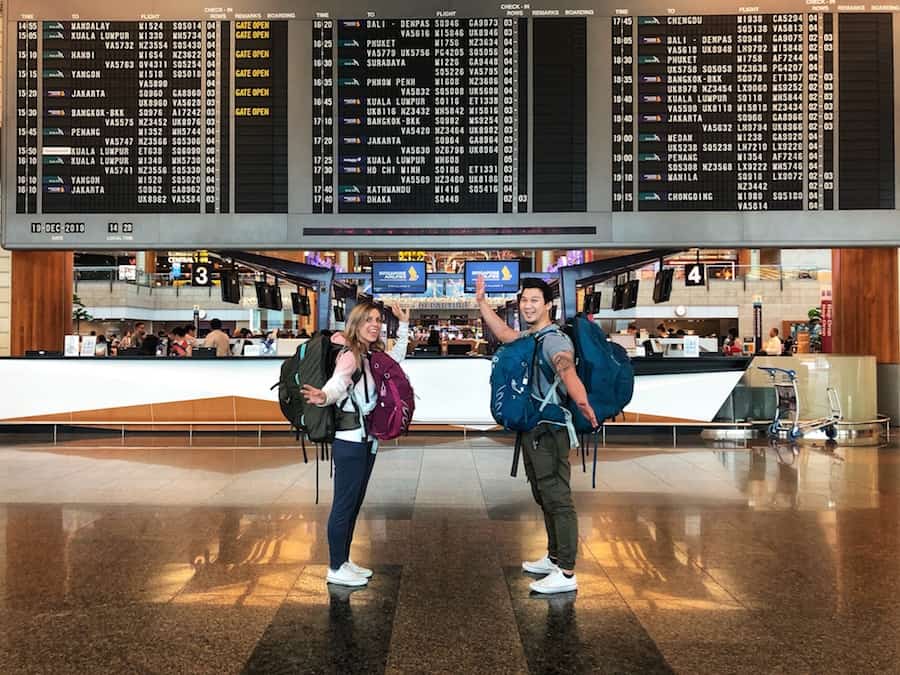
[757,367,841,441]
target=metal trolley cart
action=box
[758,367,841,441]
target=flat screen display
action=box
[371,261,427,294]
[464,260,520,294]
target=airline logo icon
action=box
[407,266,419,282]
[501,265,512,281]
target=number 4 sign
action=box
[685,263,705,287]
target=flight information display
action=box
[617,12,893,212]
[3,1,900,250]
[330,18,505,213]
[37,20,205,214]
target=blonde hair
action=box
[342,301,385,366]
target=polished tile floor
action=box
[2,432,900,673]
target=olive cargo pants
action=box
[521,424,578,570]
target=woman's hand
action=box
[301,384,327,406]
[390,303,410,323]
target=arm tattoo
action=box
[552,351,575,375]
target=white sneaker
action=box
[529,569,578,594]
[522,553,558,575]
[326,563,368,587]
[346,559,373,579]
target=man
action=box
[476,275,598,594]
[764,327,783,355]
[202,318,231,357]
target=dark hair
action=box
[139,334,159,355]
[728,327,739,338]
[210,318,222,330]
[173,326,186,338]
[771,327,779,335]
[185,324,196,334]
[657,323,666,331]
[519,278,552,304]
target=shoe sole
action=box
[351,569,374,579]
[326,576,368,587]
[522,562,556,575]
[529,581,578,594]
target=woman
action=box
[722,327,742,356]
[301,301,410,587]
[169,326,190,357]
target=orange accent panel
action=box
[10,251,74,356]
[833,248,900,364]
[619,411,706,424]
[234,397,283,421]
[71,405,154,423]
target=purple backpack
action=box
[367,351,415,440]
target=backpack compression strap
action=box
[532,330,580,450]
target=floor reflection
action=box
[3,434,900,672]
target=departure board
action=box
[330,18,505,213]
[38,21,205,214]
[4,1,900,251]
[618,12,893,212]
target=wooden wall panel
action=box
[10,251,73,356]
[832,248,899,364]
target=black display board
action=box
[838,14,894,209]
[4,3,900,251]
[234,20,289,212]
[332,18,503,213]
[37,21,205,214]
[532,18,587,212]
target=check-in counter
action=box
[0,354,753,429]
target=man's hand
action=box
[389,303,410,323]
[475,274,487,305]
[577,400,599,430]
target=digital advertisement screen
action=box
[372,261,427,294]
[464,260,520,294]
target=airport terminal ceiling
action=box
[3,0,900,250]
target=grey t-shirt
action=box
[521,326,573,403]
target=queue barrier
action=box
[0,417,888,448]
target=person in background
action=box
[119,329,134,350]
[169,326,190,357]
[298,328,310,338]
[138,334,160,356]
[132,322,147,348]
[185,325,198,351]
[722,327,740,355]
[95,334,108,357]
[202,318,231,357]
[723,328,742,356]
[764,327,783,356]
[627,322,638,337]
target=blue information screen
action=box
[465,260,520,294]
[372,261,427,294]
